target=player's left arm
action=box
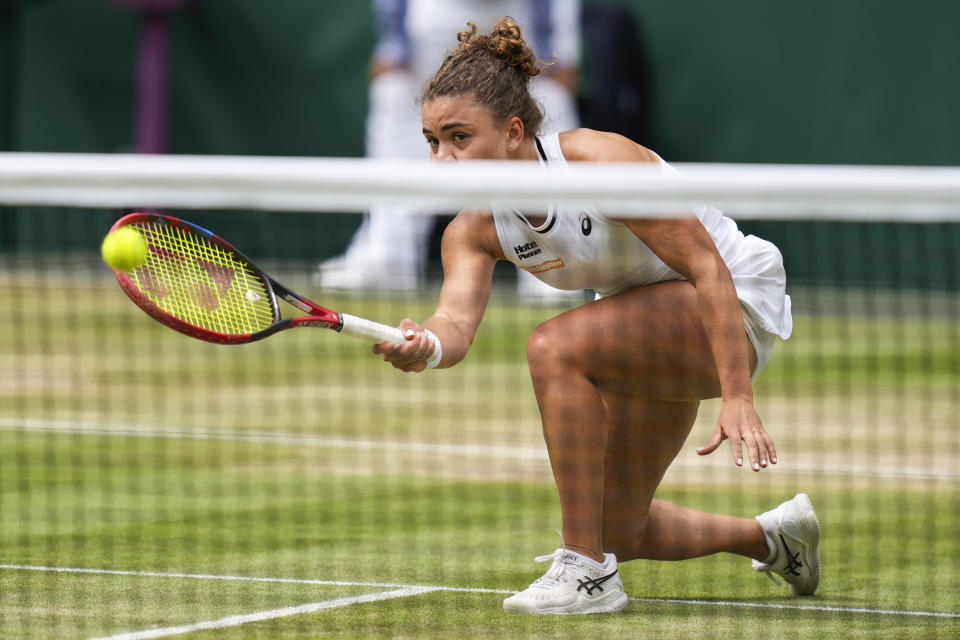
[560,129,777,471]
[624,215,777,472]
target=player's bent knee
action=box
[602,527,648,562]
[601,509,651,558]
[526,320,582,376]
[526,323,560,371]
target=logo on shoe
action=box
[576,570,618,596]
[779,534,803,576]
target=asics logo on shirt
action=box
[580,213,592,236]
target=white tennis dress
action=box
[492,133,792,342]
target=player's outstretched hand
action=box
[696,398,778,472]
[372,318,437,373]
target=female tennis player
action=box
[373,17,820,614]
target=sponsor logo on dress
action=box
[522,257,565,274]
[513,241,542,260]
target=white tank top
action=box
[491,133,792,339]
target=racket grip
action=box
[338,313,442,369]
[338,313,405,344]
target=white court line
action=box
[639,597,960,619]
[86,587,437,640]
[1,417,958,482]
[0,564,510,594]
[2,564,958,621]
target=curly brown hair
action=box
[420,17,545,135]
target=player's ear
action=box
[505,116,524,153]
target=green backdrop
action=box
[1,0,958,286]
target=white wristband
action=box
[423,329,442,370]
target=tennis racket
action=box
[108,213,436,358]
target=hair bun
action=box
[424,16,545,135]
[457,17,542,81]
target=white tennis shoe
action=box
[503,548,628,614]
[752,493,822,595]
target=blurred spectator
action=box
[578,2,650,147]
[110,0,195,154]
[315,0,582,298]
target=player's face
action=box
[421,95,511,161]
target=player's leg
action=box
[598,389,768,562]
[593,312,821,593]
[506,280,755,614]
[526,280,745,561]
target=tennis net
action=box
[0,154,957,637]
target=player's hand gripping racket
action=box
[107,213,440,365]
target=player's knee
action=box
[526,320,573,378]
[602,519,650,561]
[600,536,632,560]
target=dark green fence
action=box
[1,0,957,286]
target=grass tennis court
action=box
[1,262,958,639]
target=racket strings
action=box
[128,220,275,334]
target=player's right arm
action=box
[373,209,501,372]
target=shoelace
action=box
[758,567,782,587]
[532,531,572,584]
[533,549,569,583]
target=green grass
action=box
[0,266,958,638]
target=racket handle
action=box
[338,313,442,369]
[338,313,405,343]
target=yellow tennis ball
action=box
[101,227,148,271]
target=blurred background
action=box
[0,4,957,635]
[1,0,959,282]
